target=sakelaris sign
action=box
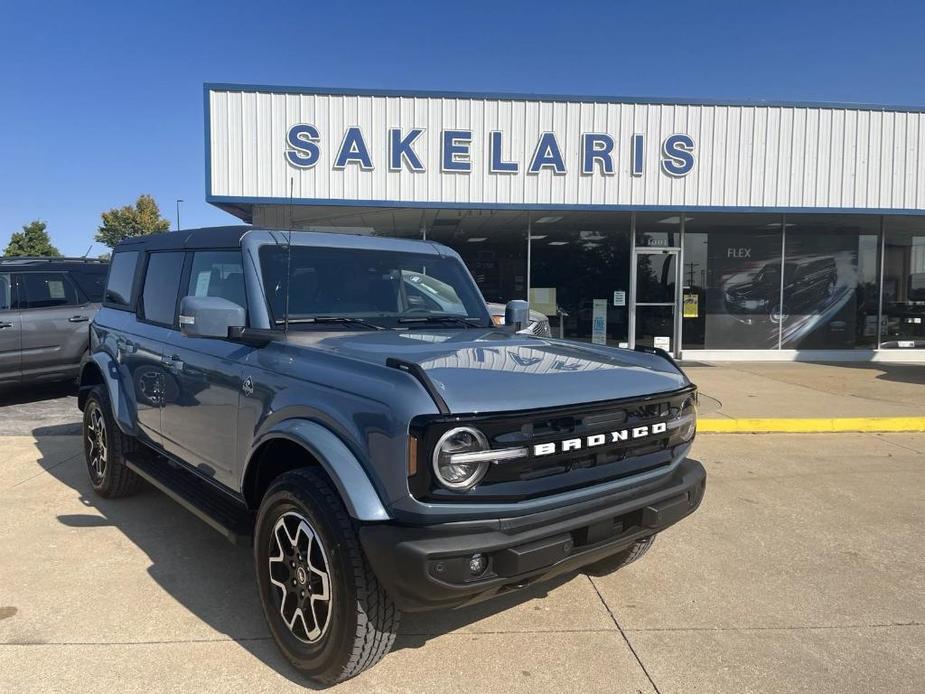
[284,125,696,178]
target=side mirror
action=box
[504,300,530,331]
[178,296,245,339]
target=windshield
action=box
[259,245,490,328]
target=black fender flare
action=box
[246,419,390,522]
[79,352,139,437]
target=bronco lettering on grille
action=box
[532,421,668,457]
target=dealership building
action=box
[204,83,925,361]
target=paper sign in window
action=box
[47,281,65,299]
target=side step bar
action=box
[124,450,254,545]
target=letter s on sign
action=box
[286,124,321,169]
[660,134,695,176]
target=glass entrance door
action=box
[631,249,680,354]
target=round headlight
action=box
[432,426,490,490]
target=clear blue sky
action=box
[2,0,923,256]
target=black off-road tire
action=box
[254,468,400,684]
[82,385,144,498]
[582,535,656,577]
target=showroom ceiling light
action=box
[466,237,488,242]
[657,216,694,224]
[548,241,569,246]
[534,216,563,224]
[529,235,547,240]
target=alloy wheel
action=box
[268,511,333,644]
[86,404,108,483]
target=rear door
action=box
[69,264,108,308]
[132,251,187,446]
[18,271,93,380]
[0,271,22,383]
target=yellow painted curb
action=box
[698,417,925,434]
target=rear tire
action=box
[254,468,399,684]
[582,535,656,577]
[82,385,144,498]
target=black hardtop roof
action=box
[114,226,254,251]
[0,256,109,269]
[113,226,455,256]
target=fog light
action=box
[468,553,486,575]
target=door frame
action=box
[628,223,684,357]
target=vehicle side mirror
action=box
[505,300,530,331]
[178,296,245,339]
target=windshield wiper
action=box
[397,316,485,328]
[276,316,386,331]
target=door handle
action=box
[0,322,12,329]
[68,315,90,323]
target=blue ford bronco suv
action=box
[78,226,705,683]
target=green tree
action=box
[3,220,62,257]
[96,194,171,248]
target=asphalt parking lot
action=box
[0,383,81,437]
[1,417,922,693]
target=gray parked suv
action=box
[77,227,704,683]
[0,257,108,385]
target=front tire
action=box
[254,468,400,684]
[82,385,144,498]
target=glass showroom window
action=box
[427,210,528,305]
[529,212,631,345]
[782,215,880,349]
[881,217,925,349]
[681,214,783,350]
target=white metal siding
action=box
[208,88,925,211]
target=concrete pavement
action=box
[683,361,925,432]
[685,361,925,420]
[1,431,923,693]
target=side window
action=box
[141,252,185,326]
[70,266,108,303]
[187,251,246,310]
[105,251,139,308]
[20,272,80,309]
[0,273,11,311]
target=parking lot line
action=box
[698,416,925,433]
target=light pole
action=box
[176,199,184,231]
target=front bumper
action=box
[360,458,706,612]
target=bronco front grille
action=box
[409,386,696,503]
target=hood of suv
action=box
[287,329,689,413]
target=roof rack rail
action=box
[0,256,108,264]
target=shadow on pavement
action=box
[31,427,574,688]
[0,381,76,406]
[812,361,925,387]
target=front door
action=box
[160,250,247,487]
[631,249,680,355]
